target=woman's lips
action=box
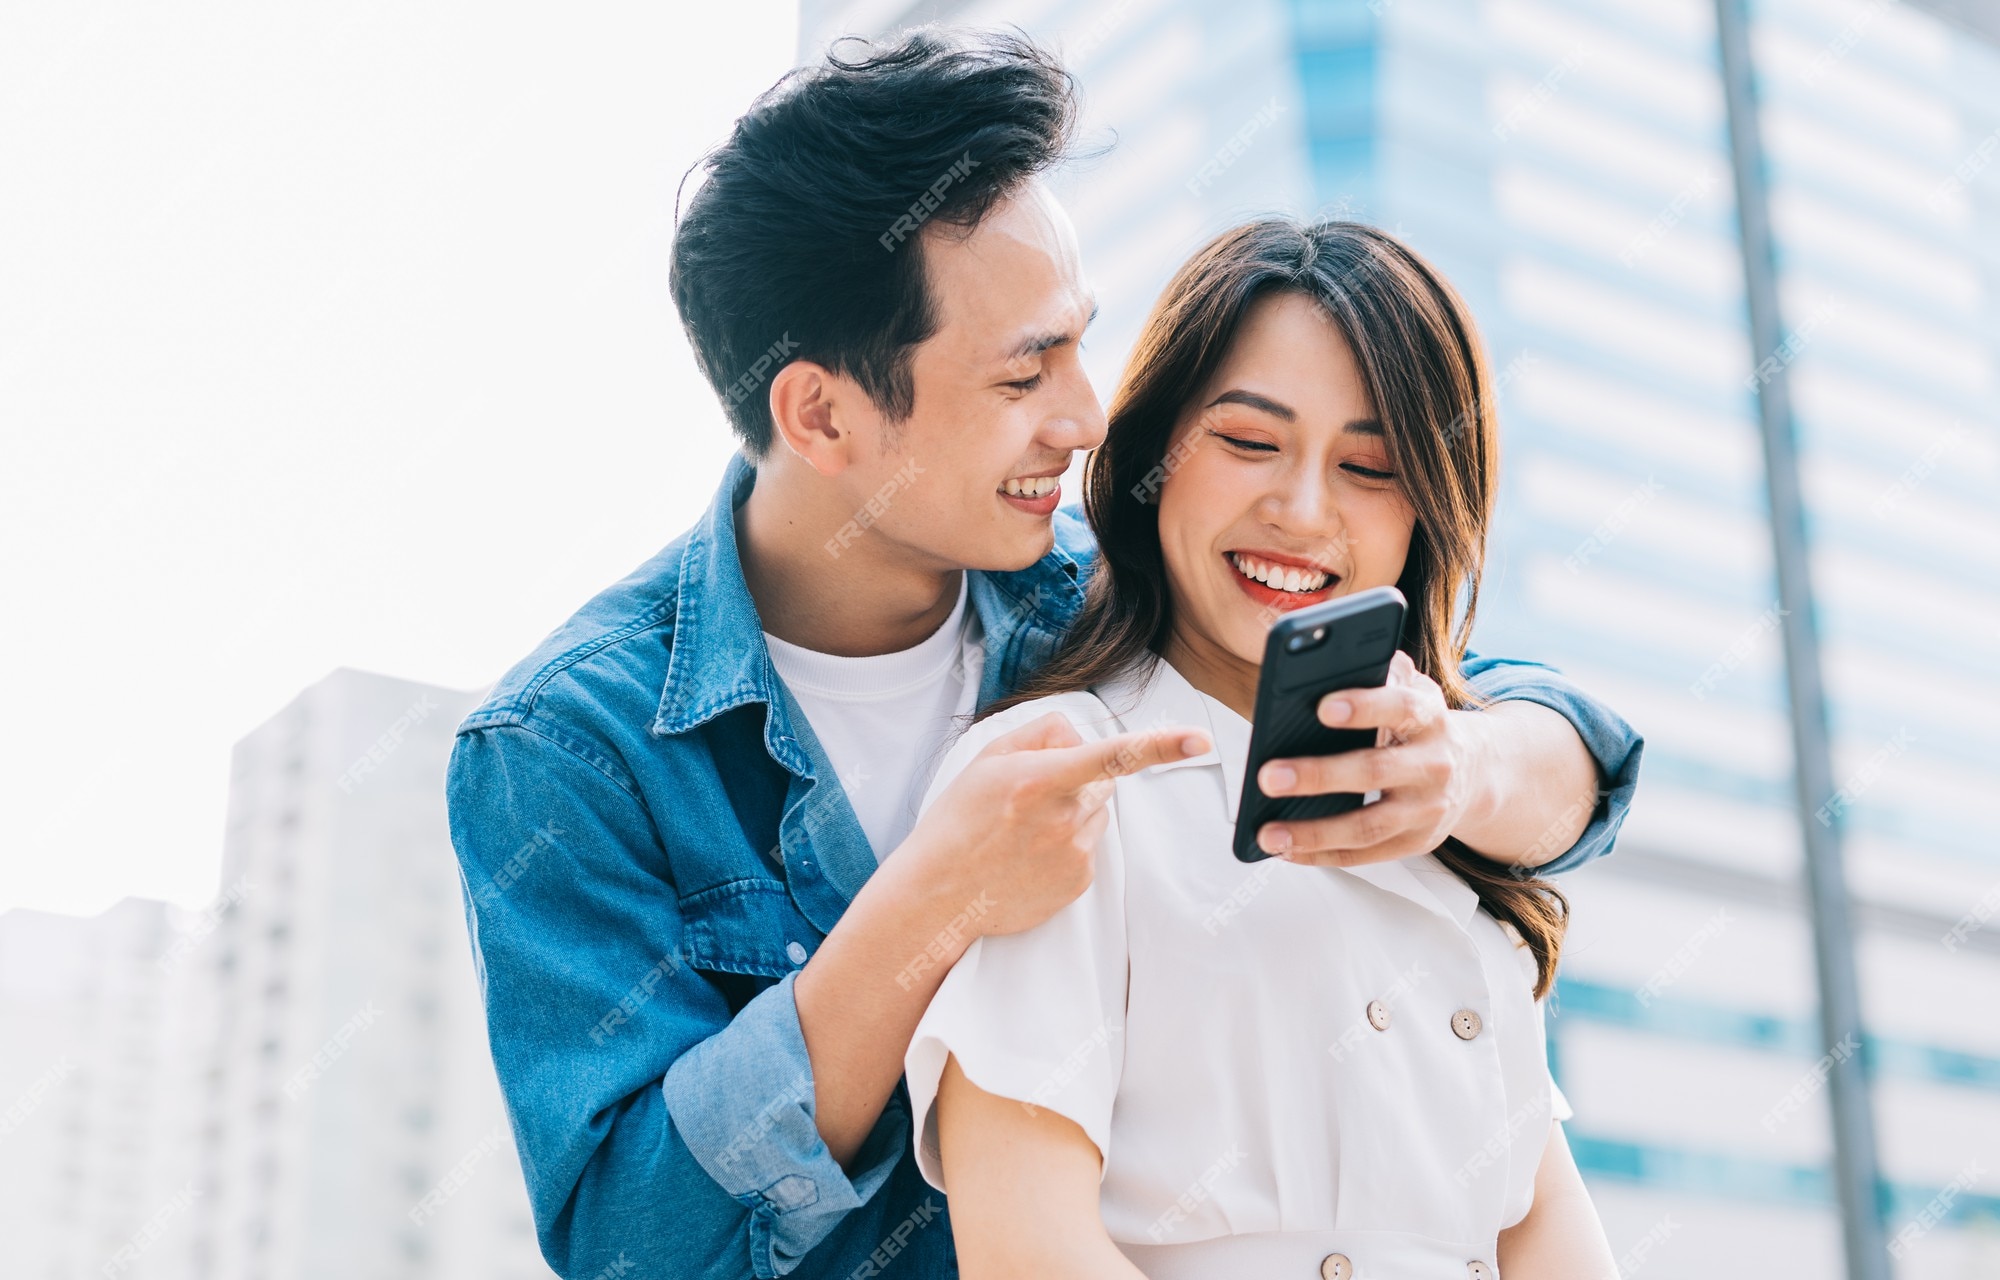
[1225,551,1340,612]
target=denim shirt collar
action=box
[652,452,1087,918]
[655,452,1085,734]
[652,453,796,748]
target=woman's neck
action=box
[1160,623,1259,720]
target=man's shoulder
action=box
[454,501,1097,751]
[456,533,692,746]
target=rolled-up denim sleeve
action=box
[446,721,903,1279]
[662,970,906,1273]
[1458,649,1645,875]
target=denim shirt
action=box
[444,453,1644,1280]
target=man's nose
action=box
[1041,362,1108,451]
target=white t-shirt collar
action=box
[762,575,972,701]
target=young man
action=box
[445,30,1643,1280]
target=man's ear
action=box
[768,360,859,477]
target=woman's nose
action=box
[1260,474,1344,545]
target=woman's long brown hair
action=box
[988,217,1569,997]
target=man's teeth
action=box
[1002,476,1059,498]
[1230,552,1332,593]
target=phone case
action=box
[1231,586,1407,862]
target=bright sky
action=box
[0,3,801,914]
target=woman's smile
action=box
[1223,549,1342,613]
[1153,291,1418,691]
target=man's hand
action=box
[795,710,1205,1170]
[1250,650,1479,866]
[906,712,1211,936]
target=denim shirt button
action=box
[786,940,808,966]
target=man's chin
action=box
[962,522,1058,575]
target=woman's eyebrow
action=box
[1204,389,1295,420]
[1205,390,1384,438]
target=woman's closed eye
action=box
[1005,373,1044,394]
[1208,429,1395,480]
[1208,429,1277,453]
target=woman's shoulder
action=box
[925,662,1163,811]
[931,690,1120,781]
[976,688,1125,742]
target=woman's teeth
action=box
[1230,552,1332,593]
[1002,476,1059,498]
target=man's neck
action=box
[736,456,962,658]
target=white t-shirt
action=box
[764,576,986,862]
[904,653,1572,1280]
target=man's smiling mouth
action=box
[1000,476,1059,498]
[999,468,1065,515]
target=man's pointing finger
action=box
[1046,726,1212,788]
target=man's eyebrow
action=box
[1001,296,1100,363]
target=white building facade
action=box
[0,669,556,1280]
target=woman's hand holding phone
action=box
[1252,650,1484,866]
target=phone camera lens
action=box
[1286,627,1330,653]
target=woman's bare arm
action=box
[1497,1119,1620,1278]
[935,1054,1147,1280]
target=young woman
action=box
[902,219,1622,1278]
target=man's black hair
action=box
[669,28,1078,455]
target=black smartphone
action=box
[1232,585,1407,862]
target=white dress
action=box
[904,654,1573,1280]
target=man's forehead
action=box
[922,183,1092,357]
[1012,178,1084,270]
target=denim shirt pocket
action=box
[679,878,817,982]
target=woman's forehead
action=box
[1202,296,1376,425]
